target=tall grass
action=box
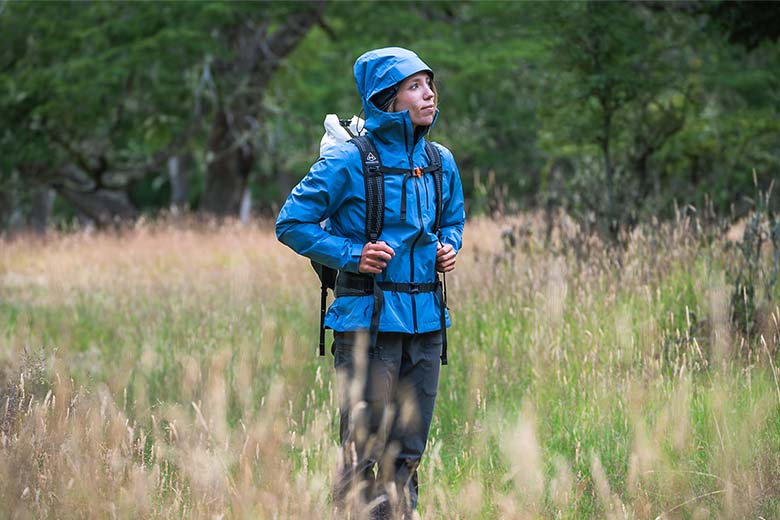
[1,213,778,518]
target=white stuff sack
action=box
[319,114,365,157]
[317,114,365,230]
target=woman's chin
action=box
[413,115,435,127]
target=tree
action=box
[534,2,699,235]
[0,2,209,227]
[199,1,326,218]
[0,2,325,227]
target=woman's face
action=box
[392,71,436,128]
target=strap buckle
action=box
[408,283,421,294]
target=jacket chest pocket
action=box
[380,172,437,232]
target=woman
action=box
[276,47,465,517]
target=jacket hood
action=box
[353,47,437,147]
[354,47,432,103]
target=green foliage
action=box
[534,3,700,228]
[1,2,204,158]
[1,0,779,227]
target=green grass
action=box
[1,215,779,518]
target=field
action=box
[1,214,779,519]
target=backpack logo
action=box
[366,152,377,162]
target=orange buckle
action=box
[413,167,423,178]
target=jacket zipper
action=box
[405,125,423,334]
[423,172,430,211]
[409,186,423,334]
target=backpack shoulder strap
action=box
[350,135,384,243]
[424,141,444,237]
[423,141,449,365]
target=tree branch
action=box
[317,17,337,40]
[263,1,326,74]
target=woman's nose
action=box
[423,86,434,99]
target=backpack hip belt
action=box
[335,271,439,296]
[334,271,448,365]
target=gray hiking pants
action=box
[332,330,442,516]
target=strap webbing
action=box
[425,142,443,236]
[319,285,327,356]
[380,166,409,175]
[379,281,438,293]
[438,275,448,365]
[426,143,446,362]
[370,277,383,350]
[335,272,438,296]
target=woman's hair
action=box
[375,73,438,113]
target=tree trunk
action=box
[56,186,138,228]
[199,2,325,218]
[29,185,54,233]
[200,110,253,217]
[0,180,12,231]
[634,152,652,199]
[601,112,618,241]
[168,153,193,210]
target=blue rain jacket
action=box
[276,47,465,334]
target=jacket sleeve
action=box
[436,145,466,255]
[275,147,364,273]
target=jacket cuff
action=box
[343,241,364,273]
[441,237,459,256]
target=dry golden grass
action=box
[1,212,779,518]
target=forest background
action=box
[2,0,779,235]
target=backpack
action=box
[312,115,449,364]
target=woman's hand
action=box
[358,241,395,274]
[436,242,457,273]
